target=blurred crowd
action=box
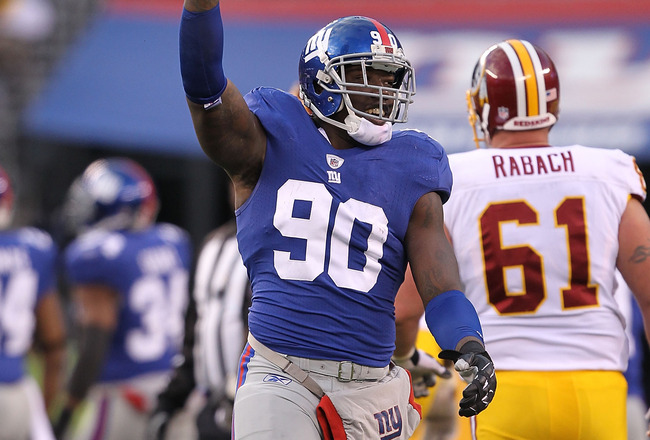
[0,0,102,226]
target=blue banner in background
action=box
[24,14,650,160]
[397,26,650,156]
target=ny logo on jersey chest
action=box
[326,154,344,184]
[327,171,341,184]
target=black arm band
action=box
[68,325,112,401]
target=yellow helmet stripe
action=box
[522,39,548,116]
[507,39,539,116]
[498,41,526,117]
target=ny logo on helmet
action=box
[304,27,332,63]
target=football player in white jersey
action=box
[53,158,192,440]
[0,164,67,440]
[440,39,650,439]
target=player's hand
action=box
[439,349,496,417]
[392,348,452,398]
[145,409,172,440]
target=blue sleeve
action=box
[179,4,228,106]
[424,289,484,351]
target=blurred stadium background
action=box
[1,0,650,248]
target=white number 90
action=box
[273,180,388,293]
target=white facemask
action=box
[344,114,393,146]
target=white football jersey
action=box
[444,145,647,371]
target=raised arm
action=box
[181,0,266,207]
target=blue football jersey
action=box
[0,228,57,382]
[64,224,191,381]
[236,88,453,367]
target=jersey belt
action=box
[247,333,389,398]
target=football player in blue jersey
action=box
[180,2,497,438]
[53,158,192,440]
[0,164,67,440]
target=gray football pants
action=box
[233,348,389,439]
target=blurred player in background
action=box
[0,163,66,440]
[53,157,192,440]
[613,271,649,440]
[146,214,251,440]
[441,39,650,439]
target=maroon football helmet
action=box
[467,39,560,148]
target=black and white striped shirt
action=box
[193,220,251,398]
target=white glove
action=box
[453,355,479,384]
[392,347,452,397]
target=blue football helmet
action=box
[0,165,14,230]
[298,16,415,131]
[65,158,159,233]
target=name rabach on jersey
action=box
[137,246,180,274]
[0,247,30,272]
[492,151,575,179]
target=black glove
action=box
[392,348,452,398]
[145,409,173,440]
[439,348,496,417]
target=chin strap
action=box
[307,100,393,146]
[307,101,354,134]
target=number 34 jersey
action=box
[444,145,647,371]
[64,224,192,381]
